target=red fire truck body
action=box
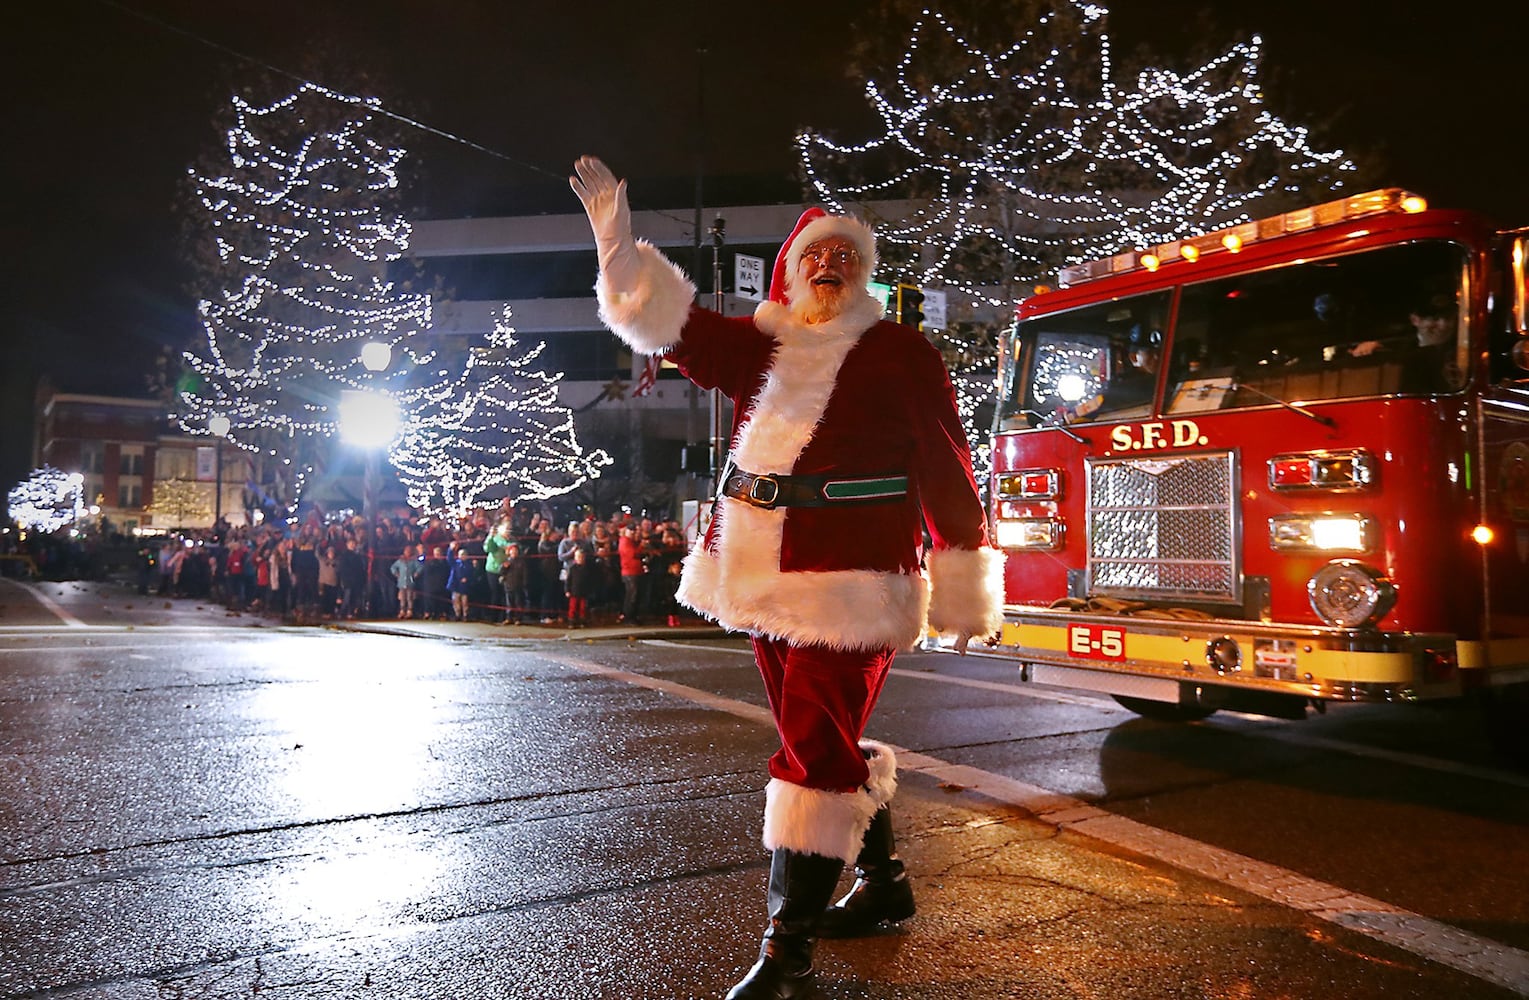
[987,189,1529,723]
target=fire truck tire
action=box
[1112,694,1217,722]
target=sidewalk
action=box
[102,570,730,643]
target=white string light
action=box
[802,3,1353,298]
[389,305,612,517]
[798,2,1354,476]
[7,467,84,534]
[175,83,433,509]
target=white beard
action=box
[790,281,852,325]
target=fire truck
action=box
[987,188,1529,747]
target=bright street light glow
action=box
[338,390,401,449]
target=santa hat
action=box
[768,208,878,305]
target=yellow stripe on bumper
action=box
[1000,621,1418,686]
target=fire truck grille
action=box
[1086,451,1239,602]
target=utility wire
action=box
[96,0,562,182]
[95,0,700,227]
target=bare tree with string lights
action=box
[389,305,611,517]
[7,467,84,535]
[798,1,1358,472]
[174,82,435,516]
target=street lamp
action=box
[360,341,392,374]
[338,389,401,527]
[207,414,231,530]
[355,342,398,618]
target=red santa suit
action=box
[596,208,1004,864]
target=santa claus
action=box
[572,156,1003,1000]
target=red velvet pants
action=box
[750,635,897,793]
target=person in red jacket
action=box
[616,523,645,623]
[573,157,1003,1000]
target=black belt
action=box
[718,466,909,510]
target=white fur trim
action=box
[763,779,880,863]
[861,740,898,807]
[677,535,929,650]
[732,304,867,471]
[595,241,696,355]
[926,546,1006,639]
[674,292,922,649]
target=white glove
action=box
[570,156,639,293]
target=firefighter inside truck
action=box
[1056,324,1163,421]
[1345,286,1465,393]
[1095,324,1161,413]
[1023,296,1173,426]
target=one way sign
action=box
[734,253,765,302]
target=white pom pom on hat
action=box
[768,208,878,305]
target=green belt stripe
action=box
[822,476,909,500]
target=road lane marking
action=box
[544,651,773,727]
[646,640,1529,791]
[0,577,89,627]
[0,627,276,644]
[644,639,1115,708]
[890,664,1119,709]
[549,649,1529,996]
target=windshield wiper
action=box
[1022,409,1088,443]
[1229,382,1337,428]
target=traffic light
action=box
[895,284,925,330]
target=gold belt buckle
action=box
[747,475,780,507]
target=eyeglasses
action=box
[801,244,860,267]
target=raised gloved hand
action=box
[570,156,639,293]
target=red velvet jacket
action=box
[598,242,1004,651]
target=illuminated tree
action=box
[390,306,611,516]
[7,467,83,534]
[799,1,1357,468]
[144,478,212,529]
[175,82,434,511]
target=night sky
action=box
[4,0,1527,495]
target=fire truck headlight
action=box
[997,517,1062,550]
[1307,560,1396,628]
[1269,513,1374,553]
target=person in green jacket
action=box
[483,517,514,623]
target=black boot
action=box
[816,806,915,938]
[726,849,844,1000]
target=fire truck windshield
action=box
[1004,241,1470,430]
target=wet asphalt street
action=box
[2,576,1528,999]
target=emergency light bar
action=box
[1056,188,1428,288]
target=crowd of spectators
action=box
[137,504,701,628]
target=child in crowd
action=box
[564,546,595,627]
[391,544,422,619]
[318,544,340,617]
[447,543,475,622]
[421,546,450,620]
[497,542,528,624]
